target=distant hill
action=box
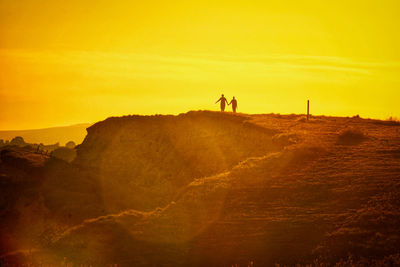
[0,123,91,145]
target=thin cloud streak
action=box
[2,49,399,80]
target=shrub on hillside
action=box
[51,147,77,162]
[10,136,26,146]
[296,116,307,122]
[65,141,76,149]
[337,128,367,145]
[272,133,297,147]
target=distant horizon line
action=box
[0,122,92,133]
[0,110,397,132]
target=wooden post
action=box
[307,100,310,121]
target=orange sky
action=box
[1,0,400,130]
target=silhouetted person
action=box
[229,96,238,113]
[215,94,229,112]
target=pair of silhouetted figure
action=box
[215,94,238,113]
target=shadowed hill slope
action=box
[74,111,282,211]
[0,148,104,257]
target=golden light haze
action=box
[1,0,399,130]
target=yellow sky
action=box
[1,0,399,130]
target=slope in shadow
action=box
[74,111,282,212]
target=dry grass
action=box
[1,111,400,266]
[336,128,367,145]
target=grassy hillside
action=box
[1,111,400,266]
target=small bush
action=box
[272,133,297,147]
[51,147,77,162]
[337,128,367,145]
[387,116,399,122]
[65,141,76,149]
[296,117,307,122]
[10,136,26,146]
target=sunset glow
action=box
[1,0,400,130]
